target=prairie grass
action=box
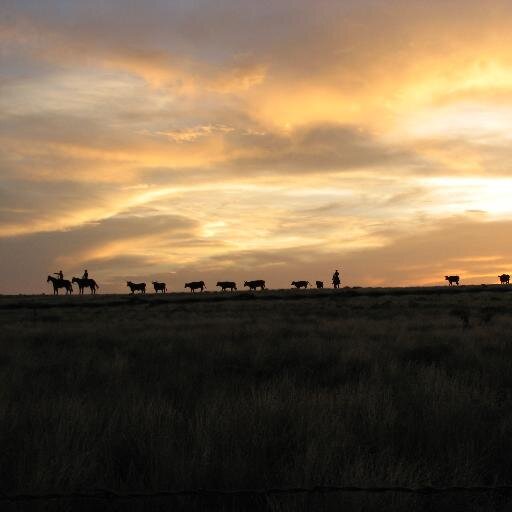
[1,287,512,510]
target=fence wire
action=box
[2,485,512,502]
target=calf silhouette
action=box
[47,275,73,295]
[445,275,460,286]
[185,281,206,292]
[291,280,309,289]
[499,274,510,285]
[216,281,237,291]
[244,280,265,291]
[127,281,146,294]
[152,281,167,293]
[316,281,324,289]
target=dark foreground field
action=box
[3,286,512,511]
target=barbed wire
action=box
[2,485,512,502]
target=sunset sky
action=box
[3,0,512,293]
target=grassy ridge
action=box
[2,288,512,510]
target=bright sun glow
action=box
[423,177,512,216]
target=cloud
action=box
[4,0,512,291]
[0,211,198,292]
[224,123,423,174]
[188,215,512,289]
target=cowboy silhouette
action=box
[332,269,341,289]
[54,270,64,280]
[82,269,88,279]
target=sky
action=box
[3,0,512,293]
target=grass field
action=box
[2,286,512,511]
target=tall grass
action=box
[1,289,512,510]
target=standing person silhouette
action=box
[82,269,88,280]
[332,269,341,289]
[54,270,64,280]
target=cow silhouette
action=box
[152,281,167,293]
[185,281,206,292]
[316,280,324,289]
[291,280,309,289]
[127,281,146,294]
[244,280,265,291]
[445,275,460,286]
[216,281,237,291]
[499,274,510,285]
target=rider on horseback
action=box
[54,270,64,280]
[332,269,341,289]
[82,269,88,280]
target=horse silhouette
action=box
[244,280,265,291]
[185,281,206,292]
[127,281,146,294]
[152,281,167,293]
[47,275,73,295]
[72,277,99,295]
